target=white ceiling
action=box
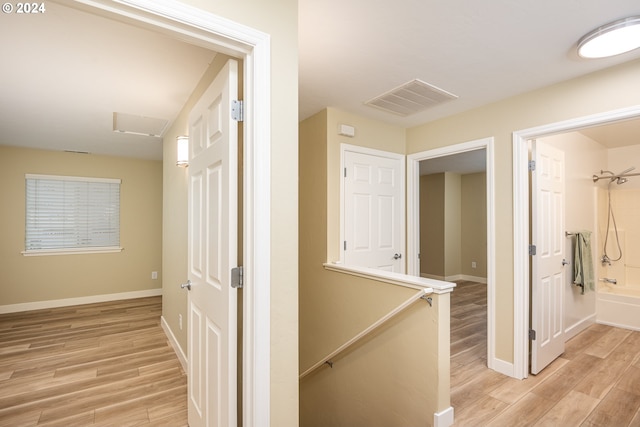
[1,1,640,161]
[0,2,215,160]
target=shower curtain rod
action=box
[592,172,640,182]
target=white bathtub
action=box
[597,284,640,331]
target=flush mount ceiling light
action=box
[577,16,640,59]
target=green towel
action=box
[573,231,594,294]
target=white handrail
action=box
[299,287,431,379]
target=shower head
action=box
[615,166,635,184]
[618,166,636,175]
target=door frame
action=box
[72,0,272,422]
[407,137,497,369]
[512,105,640,379]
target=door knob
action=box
[180,280,191,291]
[393,253,402,260]
[562,259,570,266]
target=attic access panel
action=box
[113,112,168,137]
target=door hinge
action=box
[231,100,244,122]
[231,266,243,288]
[528,160,536,171]
[344,167,347,178]
[344,241,347,251]
[529,244,537,256]
[529,329,536,340]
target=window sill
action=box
[22,247,124,256]
[323,262,456,294]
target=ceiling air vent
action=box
[365,79,458,116]
[113,112,168,138]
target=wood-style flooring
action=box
[451,280,640,427]
[0,296,188,427]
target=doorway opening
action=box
[407,137,498,370]
[513,105,640,379]
[69,0,273,420]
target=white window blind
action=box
[25,174,121,253]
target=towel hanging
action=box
[573,231,594,294]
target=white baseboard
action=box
[434,406,454,427]
[0,288,163,314]
[565,314,596,341]
[489,357,514,378]
[459,274,487,284]
[161,315,188,372]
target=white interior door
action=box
[187,59,238,427]
[343,146,405,273]
[531,139,565,375]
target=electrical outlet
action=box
[151,271,158,280]
[471,261,477,269]
[179,314,183,330]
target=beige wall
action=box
[300,111,450,425]
[444,172,462,277]
[326,108,406,261]
[420,174,445,277]
[461,172,487,278]
[0,146,162,306]
[407,57,640,364]
[420,172,487,280]
[163,1,299,425]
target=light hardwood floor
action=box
[451,280,640,427]
[0,296,188,427]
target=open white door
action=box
[531,139,565,375]
[343,145,405,273]
[187,59,238,427]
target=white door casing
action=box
[342,145,405,273]
[513,108,640,380]
[187,59,238,427]
[407,138,500,373]
[531,139,565,375]
[82,0,273,422]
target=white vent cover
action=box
[365,79,458,116]
[113,112,168,137]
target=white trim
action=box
[161,315,188,372]
[324,262,451,293]
[512,105,640,380]
[25,174,121,184]
[564,313,597,341]
[407,137,497,372]
[339,143,406,271]
[22,247,124,256]
[0,288,162,314]
[490,357,515,377]
[434,406,454,427]
[69,1,273,424]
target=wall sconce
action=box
[176,136,189,167]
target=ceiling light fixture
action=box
[577,16,640,59]
[176,136,189,167]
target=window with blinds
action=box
[24,174,122,254]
